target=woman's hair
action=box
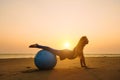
[76,36,88,47]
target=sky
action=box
[0,0,120,54]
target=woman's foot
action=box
[29,44,39,48]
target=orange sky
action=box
[0,0,120,54]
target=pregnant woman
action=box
[29,36,89,67]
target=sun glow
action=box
[64,42,70,49]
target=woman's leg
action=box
[29,44,66,60]
[29,44,57,53]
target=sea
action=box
[0,53,120,59]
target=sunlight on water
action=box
[0,53,120,59]
[0,53,35,59]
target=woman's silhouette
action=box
[29,36,89,67]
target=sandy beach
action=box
[0,57,120,80]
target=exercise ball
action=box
[34,50,57,70]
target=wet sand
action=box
[0,57,120,80]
